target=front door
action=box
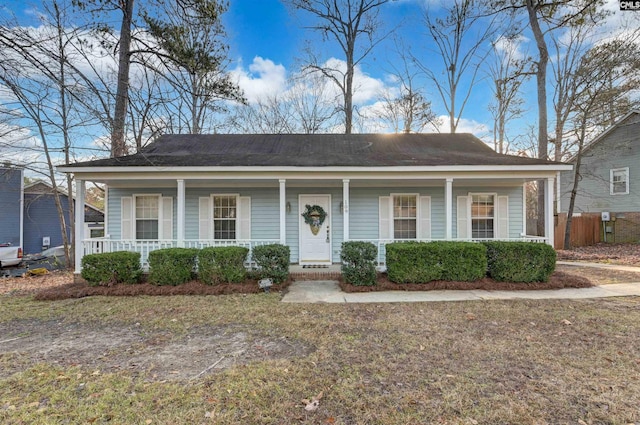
[299,194,331,265]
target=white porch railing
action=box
[350,237,549,266]
[82,236,548,270]
[82,239,280,269]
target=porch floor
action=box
[289,264,342,281]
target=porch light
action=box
[286,202,291,213]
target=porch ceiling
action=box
[100,176,534,189]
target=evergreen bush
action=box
[198,246,249,284]
[252,244,290,284]
[484,241,556,282]
[81,251,142,286]
[148,248,198,286]
[340,241,377,286]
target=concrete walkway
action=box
[282,261,640,304]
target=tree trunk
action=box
[344,43,355,134]
[564,121,588,249]
[111,0,135,157]
[526,0,550,236]
[54,2,74,267]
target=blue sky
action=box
[0,0,635,161]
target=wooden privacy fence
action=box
[554,213,601,249]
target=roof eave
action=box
[58,164,572,174]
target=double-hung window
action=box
[471,194,495,239]
[610,168,629,195]
[393,195,417,239]
[135,195,159,239]
[213,195,237,240]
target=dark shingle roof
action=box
[67,134,561,167]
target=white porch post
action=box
[545,177,555,247]
[343,179,350,241]
[555,171,561,213]
[177,179,185,247]
[445,178,453,239]
[279,179,286,244]
[74,179,85,274]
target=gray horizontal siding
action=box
[0,168,22,246]
[107,183,526,262]
[23,193,72,254]
[349,187,446,239]
[560,113,640,213]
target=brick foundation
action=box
[611,212,640,243]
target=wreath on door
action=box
[301,204,327,235]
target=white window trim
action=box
[469,192,498,239]
[133,194,163,240]
[210,193,240,240]
[390,193,420,240]
[610,167,629,195]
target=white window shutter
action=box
[161,197,173,240]
[418,196,431,239]
[457,196,469,239]
[121,197,133,239]
[379,196,391,239]
[199,197,211,240]
[497,195,509,239]
[239,196,251,240]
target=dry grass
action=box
[2,292,640,424]
[557,243,640,266]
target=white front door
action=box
[299,194,332,265]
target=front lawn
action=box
[1,293,639,424]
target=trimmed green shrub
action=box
[81,251,142,286]
[436,241,487,282]
[386,242,443,283]
[386,241,486,283]
[340,241,377,286]
[198,246,249,284]
[484,241,556,283]
[252,244,290,284]
[148,248,199,286]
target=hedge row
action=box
[484,241,556,283]
[81,251,142,286]
[81,244,290,287]
[386,241,487,283]
[384,241,555,284]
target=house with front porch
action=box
[59,134,571,274]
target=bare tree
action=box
[375,52,439,134]
[227,94,295,134]
[488,36,527,153]
[416,0,496,133]
[284,0,389,134]
[227,71,339,134]
[489,0,604,235]
[0,0,104,265]
[72,0,135,157]
[564,37,640,249]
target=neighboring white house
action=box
[59,133,571,273]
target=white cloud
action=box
[319,57,387,105]
[435,115,491,138]
[230,56,288,104]
[493,35,529,62]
